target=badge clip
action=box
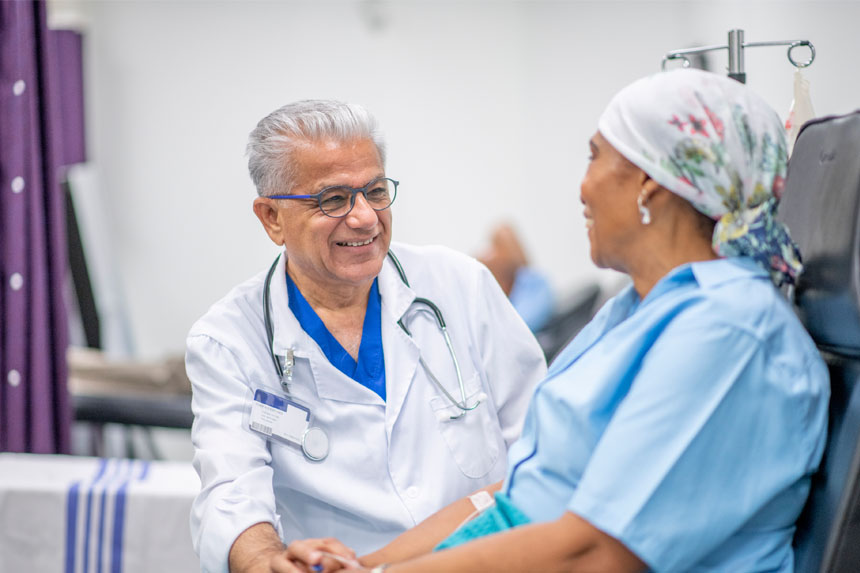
[281,348,295,390]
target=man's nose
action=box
[346,191,377,226]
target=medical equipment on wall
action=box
[662,29,815,84]
[262,250,482,438]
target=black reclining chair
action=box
[780,110,860,573]
[535,283,602,362]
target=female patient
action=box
[283,69,829,573]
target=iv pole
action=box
[662,29,815,83]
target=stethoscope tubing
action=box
[263,250,481,417]
[264,255,286,379]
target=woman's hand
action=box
[279,538,361,573]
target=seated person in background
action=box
[185,100,546,573]
[284,69,829,573]
[476,223,555,332]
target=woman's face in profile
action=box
[579,132,644,272]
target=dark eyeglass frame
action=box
[268,177,399,218]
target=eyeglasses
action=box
[269,177,398,218]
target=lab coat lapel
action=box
[270,250,386,406]
[378,256,420,427]
[270,251,303,358]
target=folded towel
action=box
[435,492,531,551]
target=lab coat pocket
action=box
[429,374,501,479]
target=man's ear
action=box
[252,197,285,246]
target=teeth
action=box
[585,220,593,229]
[340,237,374,247]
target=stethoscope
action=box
[263,250,482,450]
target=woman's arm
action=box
[373,511,645,573]
[287,509,645,572]
[284,481,505,570]
[360,481,504,567]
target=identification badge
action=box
[249,389,310,445]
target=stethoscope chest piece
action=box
[301,426,330,461]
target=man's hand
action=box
[229,522,288,572]
[281,538,360,572]
[230,524,359,573]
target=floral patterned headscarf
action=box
[597,68,802,286]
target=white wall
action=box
[69,0,860,358]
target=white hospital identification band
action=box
[469,490,495,511]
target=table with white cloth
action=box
[0,453,200,573]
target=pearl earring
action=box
[637,191,651,225]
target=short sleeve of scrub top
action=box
[569,317,825,569]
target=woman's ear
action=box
[638,174,663,203]
[252,197,286,246]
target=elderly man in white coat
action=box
[185,100,547,573]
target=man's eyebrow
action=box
[316,175,385,192]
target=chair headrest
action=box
[779,110,860,356]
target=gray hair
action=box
[246,100,387,197]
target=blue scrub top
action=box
[286,274,386,401]
[504,258,829,572]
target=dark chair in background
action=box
[535,282,601,362]
[69,347,192,459]
[781,110,860,573]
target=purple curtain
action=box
[1,0,74,453]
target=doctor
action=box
[185,100,546,573]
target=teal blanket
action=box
[435,492,531,551]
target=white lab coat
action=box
[186,242,546,573]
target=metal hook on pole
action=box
[661,29,816,83]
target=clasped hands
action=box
[270,537,377,573]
